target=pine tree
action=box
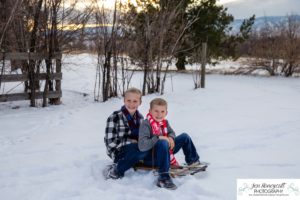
[176,0,255,69]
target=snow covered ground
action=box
[1,54,300,200]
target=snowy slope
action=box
[1,54,300,200]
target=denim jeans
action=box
[114,143,148,177]
[143,133,200,180]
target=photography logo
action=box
[237,179,300,200]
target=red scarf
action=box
[146,113,179,166]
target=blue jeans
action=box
[143,133,200,180]
[114,143,148,177]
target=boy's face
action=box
[149,105,168,122]
[124,92,141,115]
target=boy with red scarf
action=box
[104,88,148,179]
[138,98,202,190]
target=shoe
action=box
[188,160,200,167]
[170,164,182,169]
[157,178,177,190]
[106,165,120,180]
[188,160,207,169]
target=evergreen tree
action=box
[176,0,255,69]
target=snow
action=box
[1,54,300,200]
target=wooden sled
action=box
[133,162,208,178]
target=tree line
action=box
[8,0,299,104]
[239,15,300,77]
[92,0,255,101]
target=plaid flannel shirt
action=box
[104,109,144,160]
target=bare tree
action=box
[93,0,119,101]
[246,19,282,76]
[243,15,300,77]
[1,0,92,106]
[123,0,193,95]
[280,15,300,77]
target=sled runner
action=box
[133,162,208,178]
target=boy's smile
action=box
[149,105,168,122]
[124,92,141,115]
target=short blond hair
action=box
[150,98,168,109]
[124,87,142,99]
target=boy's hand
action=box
[168,137,175,150]
[158,136,170,145]
[130,139,138,143]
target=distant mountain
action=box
[230,15,300,33]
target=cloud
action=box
[222,0,300,19]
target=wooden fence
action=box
[0,52,62,104]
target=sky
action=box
[219,0,300,19]
[104,0,300,19]
[66,0,300,20]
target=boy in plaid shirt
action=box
[104,88,148,179]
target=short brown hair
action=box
[124,87,142,99]
[150,98,168,109]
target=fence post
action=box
[200,42,207,88]
[0,50,5,87]
[54,54,62,104]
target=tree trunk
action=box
[176,53,186,70]
[29,0,43,107]
[200,43,207,88]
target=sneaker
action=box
[188,160,207,169]
[156,178,177,190]
[105,165,120,180]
